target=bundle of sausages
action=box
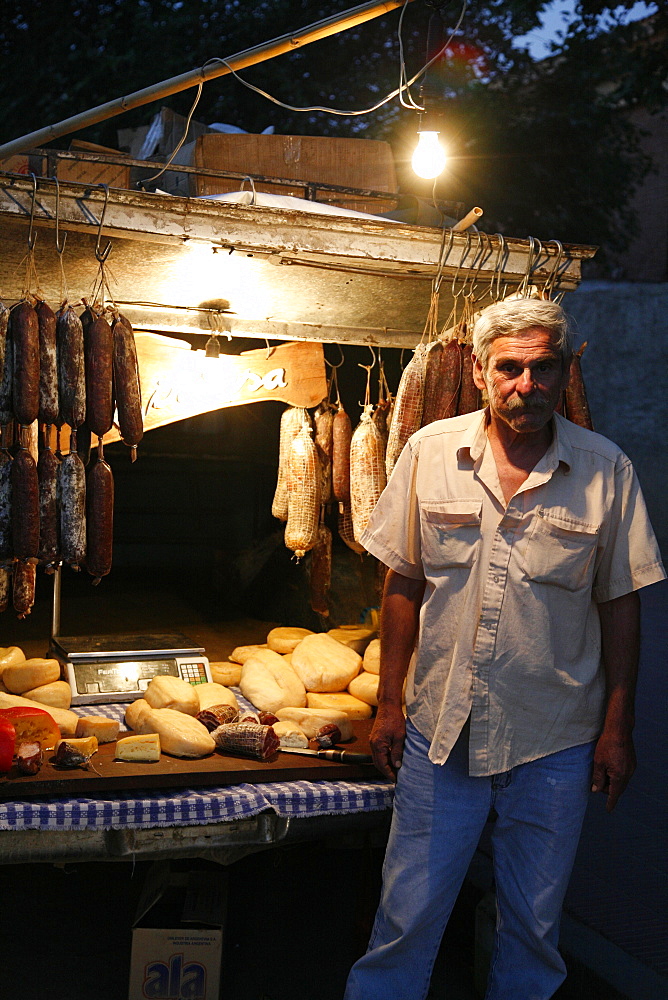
[0,295,143,617]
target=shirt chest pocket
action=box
[525,510,599,592]
[420,501,482,570]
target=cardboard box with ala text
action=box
[128,862,227,1000]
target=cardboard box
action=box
[193,133,398,214]
[128,862,227,1000]
[56,139,131,189]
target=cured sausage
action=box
[0,563,10,613]
[84,312,114,438]
[332,404,352,502]
[112,314,143,460]
[386,345,427,477]
[10,446,39,561]
[12,559,36,619]
[309,521,332,617]
[56,304,86,429]
[0,301,10,427]
[76,423,92,467]
[35,298,58,426]
[212,722,280,761]
[350,405,386,543]
[10,300,39,427]
[456,342,482,415]
[338,499,365,555]
[57,434,86,569]
[85,443,114,584]
[37,430,60,571]
[0,449,11,560]
[313,401,334,504]
[272,407,308,521]
[285,423,321,560]
[565,343,593,430]
[421,338,462,426]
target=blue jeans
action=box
[344,719,595,1000]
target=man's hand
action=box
[591,727,636,812]
[370,704,407,782]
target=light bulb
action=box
[411,130,447,180]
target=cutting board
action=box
[0,719,380,799]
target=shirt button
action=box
[494,575,500,584]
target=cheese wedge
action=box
[115,733,161,762]
[75,716,120,744]
[55,735,98,756]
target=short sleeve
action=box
[359,439,425,579]
[593,456,665,603]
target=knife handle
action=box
[319,750,372,763]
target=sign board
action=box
[103,334,326,444]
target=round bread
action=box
[239,651,307,714]
[348,670,380,706]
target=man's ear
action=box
[472,354,486,392]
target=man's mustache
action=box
[504,394,552,412]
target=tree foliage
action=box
[0,0,665,268]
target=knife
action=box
[280,747,373,763]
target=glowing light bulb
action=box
[411,130,447,180]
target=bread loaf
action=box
[275,706,353,741]
[140,708,215,758]
[144,675,200,716]
[196,682,239,712]
[306,691,373,720]
[291,633,362,693]
[272,720,309,747]
[3,658,61,694]
[240,651,307,714]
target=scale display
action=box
[52,633,212,705]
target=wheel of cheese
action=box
[144,675,200,716]
[210,661,242,687]
[22,679,72,710]
[228,644,268,665]
[2,658,61,694]
[0,646,26,673]
[363,639,380,674]
[0,691,78,736]
[196,682,239,712]
[327,626,376,655]
[348,671,380,707]
[266,626,314,654]
[240,651,307,714]
[306,691,373,720]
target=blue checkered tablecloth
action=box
[0,693,395,832]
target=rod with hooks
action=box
[51,176,67,254]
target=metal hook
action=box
[27,173,38,251]
[519,236,542,297]
[51,176,67,254]
[462,231,487,300]
[325,342,345,369]
[543,240,564,298]
[450,231,472,299]
[95,184,112,263]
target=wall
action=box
[564,280,668,556]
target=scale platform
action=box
[52,632,212,706]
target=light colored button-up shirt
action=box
[360,409,665,775]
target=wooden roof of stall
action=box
[0,173,596,350]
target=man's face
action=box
[472,327,568,434]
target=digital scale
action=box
[51,632,212,706]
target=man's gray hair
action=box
[472,298,573,371]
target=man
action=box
[343,298,665,1000]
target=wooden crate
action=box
[55,140,131,189]
[194,133,397,215]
